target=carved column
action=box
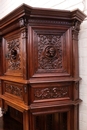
[72,20,81,130]
[72,20,80,78]
[23,110,29,130]
[19,18,28,79]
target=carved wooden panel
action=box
[5,39,21,70]
[28,26,72,78]
[3,30,24,77]
[38,35,62,70]
[5,84,23,99]
[31,82,72,103]
[34,87,68,99]
[3,81,28,104]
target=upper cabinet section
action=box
[0,4,86,81]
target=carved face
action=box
[45,46,56,58]
[11,49,17,60]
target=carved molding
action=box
[34,87,68,100]
[38,35,62,70]
[29,19,71,25]
[5,39,21,70]
[5,84,23,99]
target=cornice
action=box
[0,3,86,35]
[71,9,86,22]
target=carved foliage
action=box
[38,35,62,70]
[34,87,68,100]
[72,20,80,31]
[5,39,21,70]
[72,20,80,40]
[5,84,23,99]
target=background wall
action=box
[0,0,87,130]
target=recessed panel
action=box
[28,26,72,78]
[3,30,24,77]
[30,82,72,103]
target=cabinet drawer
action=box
[31,82,73,103]
[3,81,28,105]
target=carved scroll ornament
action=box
[5,84,23,99]
[34,87,68,100]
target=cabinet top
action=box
[0,3,86,35]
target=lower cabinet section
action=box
[0,80,80,130]
[9,106,23,123]
[34,113,67,130]
[3,104,78,130]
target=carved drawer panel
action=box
[3,81,28,104]
[30,82,73,103]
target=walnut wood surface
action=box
[0,4,86,130]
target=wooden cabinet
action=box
[0,4,86,130]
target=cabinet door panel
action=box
[2,30,24,77]
[28,26,72,78]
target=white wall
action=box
[79,1,87,129]
[0,1,87,130]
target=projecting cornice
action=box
[0,3,86,35]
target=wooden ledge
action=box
[0,94,29,112]
[30,99,82,110]
[0,76,82,84]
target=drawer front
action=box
[3,81,28,104]
[31,82,73,103]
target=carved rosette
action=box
[38,35,62,70]
[34,87,68,100]
[5,84,23,99]
[5,39,21,70]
